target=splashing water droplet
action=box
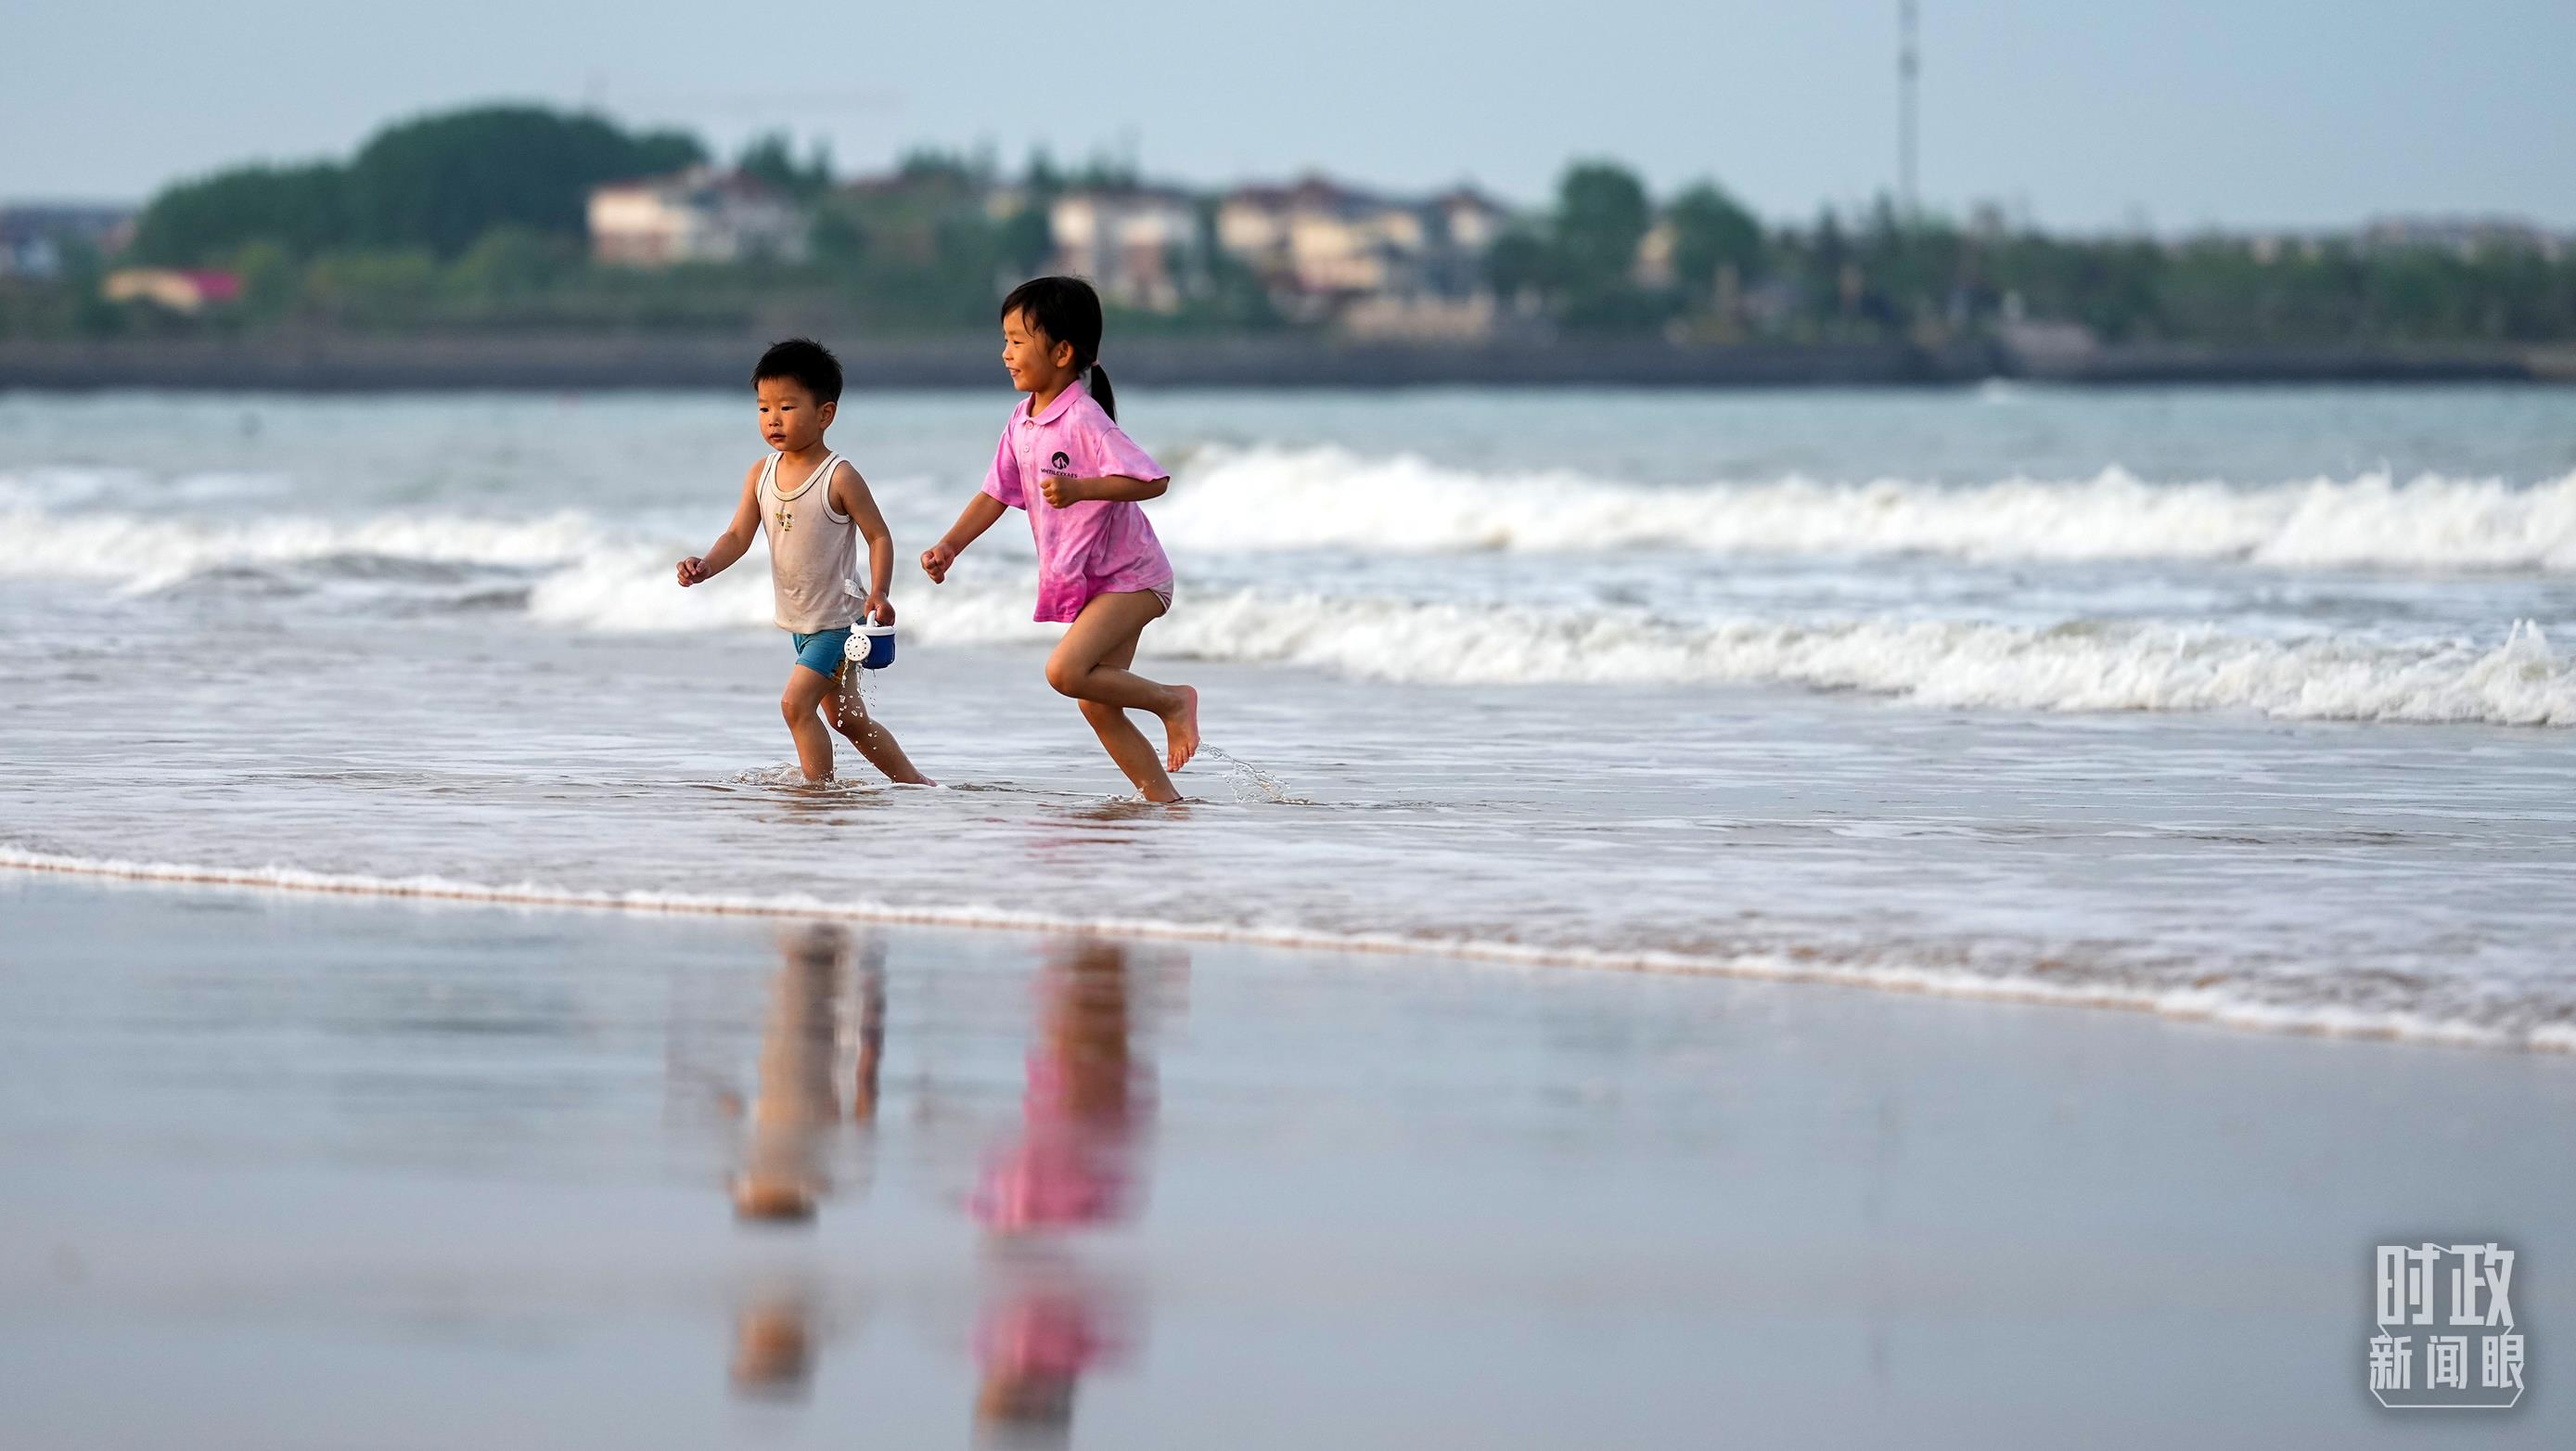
[1198,744,1307,804]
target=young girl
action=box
[920,277,1200,802]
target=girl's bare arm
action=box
[1038,473,1169,507]
[920,494,1007,583]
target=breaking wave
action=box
[1158,447,2576,571]
[534,563,2576,726]
[1131,595,2576,725]
[0,505,603,589]
[6,502,2570,725]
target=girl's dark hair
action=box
[753,337,842,404]
[1000,276,1117,419]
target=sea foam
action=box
[6,495,2570,726]
[3,844,2566,1056]
[1124,594,2575,725]
[1157,447,2576,571]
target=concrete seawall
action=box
[0,334,2557,392]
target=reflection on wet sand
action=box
[972,940,1160,1444]
[733,924,883,1222]
[725,925,884,1399]
[974,1260,1129,1439]
[731,1298,817,1396]
[704,930,1168,1424]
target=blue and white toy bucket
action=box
[846,621,897,671]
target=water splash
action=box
[839,661,878,723]
[1198,744,1308,805]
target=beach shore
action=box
[1,873,2565,1448]
[0,333,2560,393]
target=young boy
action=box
[676,339,931,785]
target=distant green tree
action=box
[1483,225,1556,302]
[737,132,833,198]
[897,147,989,185]
[1551,161,1652,292]
[129,162,350,264]
[449,225,576,303]
[1069,152,1140,190]
[810,202,868,266]
[996,206,1054,276]
[342,106,704,257]
[1549,161,1662,332]
[60,239,124,336]
[228,240,301,320]
[1666,181,1765,297]
[1022,148,1064,196]
[302,250,444,329]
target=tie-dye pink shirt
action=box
[980,380,1174,623]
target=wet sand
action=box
[0,874,2568,1448]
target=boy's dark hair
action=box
[752,337,842,404]
[1000,276,1117,420]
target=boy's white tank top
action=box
[756,449,862,633]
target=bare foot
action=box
[1160,686,1200,772]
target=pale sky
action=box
[6,0,2570,231]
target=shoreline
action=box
[1,333,2565,392]
[7,845,2568,1057]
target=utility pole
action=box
[1898,0,1920,216]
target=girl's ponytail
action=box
[1001,276,1117,418]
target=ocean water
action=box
[3,384,2573,1048]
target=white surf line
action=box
[2,846,2565,1056]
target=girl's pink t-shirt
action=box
[980,380,1174,623]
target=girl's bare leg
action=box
[826,675,934,785]
[1076,635,1179,802]
[1046,591,1199,791]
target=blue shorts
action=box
[789,627,852,676]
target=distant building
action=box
[1219,176,1419,302]
[1633,219,1679,289]
[1428,186,1512,256]
[101,267,241,313]
[1047,187,1204,312]
[587,169,810,267]
[0,204,135,278]
[1216,175,1511,326]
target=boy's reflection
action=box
[726,924,884,1397]
[971,939,1160,1442]
[734,924,884,1222]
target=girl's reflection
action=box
[971,939,1161,1441]
[971,939,1152,1234]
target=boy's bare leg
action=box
[826,677,935,786]
[780,667,839,781]
[1075,633,1180,802]
[1045,591,1200,775]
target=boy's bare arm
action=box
[919,494,1007,584]
[832,464,898,622]
[677,466,763,585]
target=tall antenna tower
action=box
[1898,0,1920,214]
